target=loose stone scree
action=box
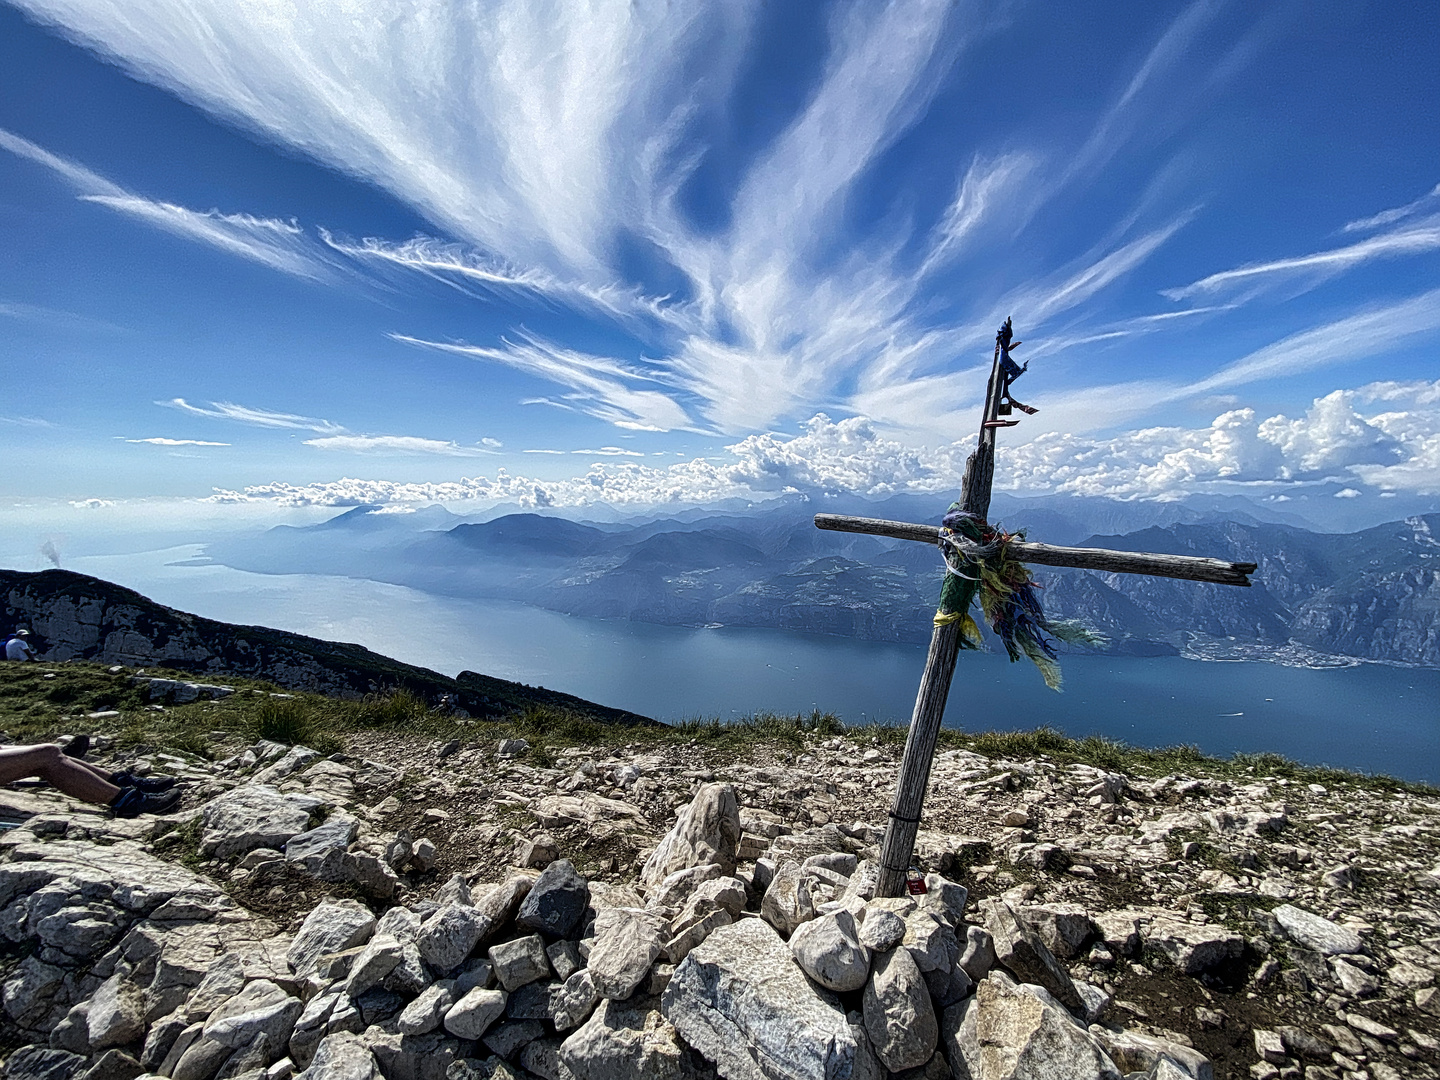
[815,319,1258,899]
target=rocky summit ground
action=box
[0,664,1437,1080]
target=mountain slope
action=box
[0,569,653,724]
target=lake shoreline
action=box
[22,546,1439,784]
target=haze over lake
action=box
[64,546,1440,785]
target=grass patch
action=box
[246,698,345,755]
[352,689,432,727]
[152,815,206,870]
[668,709,847,751]
[0,662,1433,795]
[926,725,1435,794]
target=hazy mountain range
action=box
[204,495,1440,669]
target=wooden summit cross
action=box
[815,318,1257,898]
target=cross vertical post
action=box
[873,319,1012,898]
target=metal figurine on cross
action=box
[815,319,1257,899]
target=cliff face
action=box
[1042,515,1440,666]
[0,569,652,724]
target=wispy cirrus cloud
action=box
[1020,285,1440,436]
[124,436,229,446]
[1342,182,1440,233]
[0,127,337,281]
[1164,216,1440,301]
[920,153,1038,275]
[159,398,499,455]
[1186,285,1440,395]
[82,196,327,280]
[10,0,1229,440]
[392,333,698,434]
[319,232,692,330]
[303,434,496,456]
[160,397,345,434]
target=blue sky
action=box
[2,0,1438,532]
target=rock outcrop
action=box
[2,700,1437,1080]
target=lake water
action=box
[63,546,1440,784]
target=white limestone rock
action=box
[489,934,550,991]
[284,816,359,882]
[295,1031,379,1080]
[416,904,490,974]
[287,902,376,977]
[1141,916,1243,975]
[902,910,959,975]
[443,988,507,1040]
[560,996,689,1080]
[663,918,865,1080]
[1091,1027,1214,1080]
[200,786,323,859]
[639,783,742,892]
[85,973,146,1051]
[395,981,456,1036]
[552,970,600,1033]
[588,908,668,1001]
[760,860,815,938]
[344,934,404,997]
[857,907,906,953]
[982,900,1082,1012]
[861,944,937,1073]
[789,911,871,993]
[973,973,1121,1080]
[1016,904,1097,961]
[203,979,302,1052]
[1273,904,1365,956]
[957,925,996,982]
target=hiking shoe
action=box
[111,770,177,793]
[110,787,182,818]
[61,735,90,759]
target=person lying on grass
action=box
[0,738,182,817]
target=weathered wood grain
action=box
[874,434,997,898]
[813,514,1255,587]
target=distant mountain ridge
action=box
[206,501,1440,669]
[0,568,654,724]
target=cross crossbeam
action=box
[814,513,1256,587]
[820,317,1256,898]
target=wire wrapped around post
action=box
[932,505,1106,690]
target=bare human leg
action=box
[0,744,121,805]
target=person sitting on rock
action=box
[4,629,37,662]
[0,740,183,817]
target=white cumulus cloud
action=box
[206,378,1440,508]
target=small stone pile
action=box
[1,730,1437,1080]
[0,775,1205,1080]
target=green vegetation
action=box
[0,661,1433,795]
[150,814,205,870]
[246,698,346,756]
